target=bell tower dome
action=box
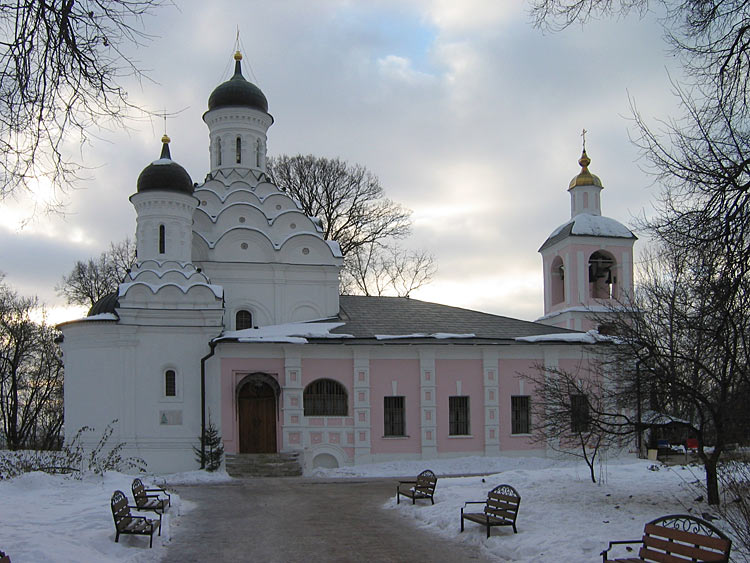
[537,145,637,331]
[203,51,274,176]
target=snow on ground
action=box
[0,456,743,562]
[314,455,742,562]
[0,469,225,563]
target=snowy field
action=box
[0,455,745,562]
[315,455,744,562]
[0,469,230,563]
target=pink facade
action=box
[212,344,598,470]
[435,359,484,453]
[369,359,420,454]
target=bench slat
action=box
[489,493,520,504]
[640,547,717,563]
[644,535,729,561]
[485,508,516,520]
[644,524,731,551]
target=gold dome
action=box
[568,149,603,189]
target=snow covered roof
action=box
[328,295,581,342]
[539,213,636,251]
[515,329,616,344]
[214,296,586,345]
[216,322,353,344]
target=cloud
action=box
[0,1,680,324]
[377,55,436,85]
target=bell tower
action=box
[537,144,637,331]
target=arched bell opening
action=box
[588,250,617,300]
[550,256,565,305]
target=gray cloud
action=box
[0,1,679,322]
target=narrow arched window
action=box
[304,379,347,416]
[165,370,176,397]
[550,256,565,305]
[256,138,262,167]
[216,137,222,166]
[236,309,253,330]
[158,225,165,254]
[236,137,242,163]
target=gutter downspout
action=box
[200,340,218,469]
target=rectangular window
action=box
[165,370,176,397]
[383,396,405,437]
[449,396,470,436]
[571,394,589,433]
[511,396,530,434]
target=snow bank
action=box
[218,322,353,344]
[516,329,615,343]
[375,333,476,340]
[315,455,733,562]
[0,471,187,562]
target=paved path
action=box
[162,477,495,563]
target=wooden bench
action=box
[132,478,170,514]
[460,484,521,538]
[111,490,161,548]
[601,514,731,562]
[396,469,437,505]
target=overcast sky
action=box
[0,0,681,325]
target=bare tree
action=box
[530,1,750,108]
[0,280,64,450]
[0,0,167,202]
[57,238,136,308]
[580,243,750,505]
[522,354,628,483]
[268,155,411,255]
[530,0,750,508]
[343,243,436,297]
[268,154,437,296]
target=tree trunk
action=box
[705,455,720,506]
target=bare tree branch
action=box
[0,0,168,203]
[57,237,135,308]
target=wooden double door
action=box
[238,380,277,453]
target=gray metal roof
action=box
[327,295,578,342]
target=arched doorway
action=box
[238,374,278,453]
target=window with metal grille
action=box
[236,137,242,163]
[216,137,222,166]
[383,396,405,436]
[235,310,253,330]
[571,394,589,433]
[511,396,530,434]
[165,370,176,397]
[303,379,347,416]
[449,396,470,435]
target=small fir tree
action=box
[194,414,224,471]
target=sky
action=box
[0,0,683,325]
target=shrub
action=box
[0,420,146,479]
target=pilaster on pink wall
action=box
[435,359,484,453]
[369,359,420,454]
[220,357,284,454]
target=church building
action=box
[59,53,636,474]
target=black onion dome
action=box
[88,291,120,317]
[207,53,269,113]
[136,137,194,194]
